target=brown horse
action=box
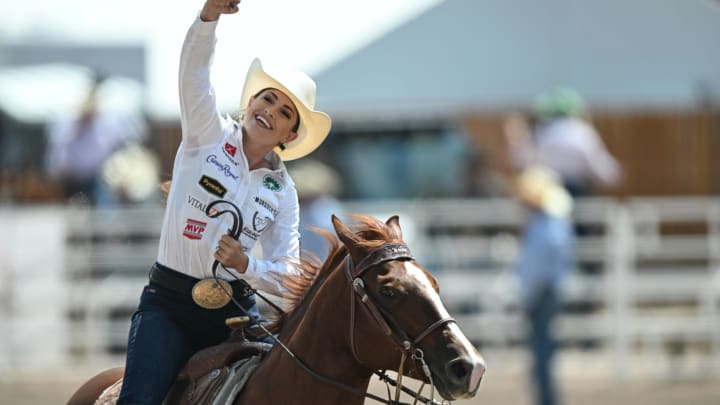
[67,214,485,404]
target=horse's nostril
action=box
[446,358,471,383]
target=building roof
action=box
[314,0,720,121]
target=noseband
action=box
[345,242,456,369]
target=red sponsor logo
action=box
[183,219,207,240]
[224,142,237,157]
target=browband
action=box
[351,243,413,279]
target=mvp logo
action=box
[183,219,207,240]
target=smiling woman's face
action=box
[243,88,299,149]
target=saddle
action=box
[180,317,272,382]
[165,316,273,405]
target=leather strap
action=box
[351,243,413,278]
[150,264,254,299]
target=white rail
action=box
[1,197,719,379]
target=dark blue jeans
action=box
[525,285,561,405]
[116,276,271,405]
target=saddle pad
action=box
[94,355,262,405]
[94,378,123,405]
[206,354,263,405]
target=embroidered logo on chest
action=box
[262,175,282,192]
[206,155,238,179]
[224,142,237,157]
[253,211,271,233]
[253,196,279,217]
[187,195,218,216]
[222,142,239,166]
[198,175,227,198]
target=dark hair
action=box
[254,88,301,132]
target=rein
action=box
[205,200,451,404]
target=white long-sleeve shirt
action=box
[156,16,300,296]
[510,117,621,188]
[46,111,145,183]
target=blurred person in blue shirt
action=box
[514,166,574,405]
[290,159,344,263]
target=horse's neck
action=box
[237,269,372,405]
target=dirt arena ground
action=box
[1,370,718,405]
[2,350,718,404]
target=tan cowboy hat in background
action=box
[289,159,342,198]
[240,58,332,161]
[515,166,573,218]
[102,143,160,203]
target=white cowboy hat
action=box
[515,166,573,218]
[240,58,332,161]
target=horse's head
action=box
[332,214,486,400]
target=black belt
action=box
[149,263,255,299]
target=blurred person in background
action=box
[514,166,574,405]
[44,73,148,205]
[505,87,621,199]
[100,143,161,206]
[289,159,344,262]
[115,1,332,404]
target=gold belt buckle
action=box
[192,278,233,309]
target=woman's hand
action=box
[200,0,241,22]
[215,233,249,273]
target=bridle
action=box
[206,199,455,404]
[346,243,456,357]
[344,242,456,403]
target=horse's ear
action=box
[332,214,357,246]
[332,215,366,262]
[385,215,403,240]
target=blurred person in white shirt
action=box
[505,87,621,199]
[45,73,147,205]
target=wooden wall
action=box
[149,123,182,182]
[62,110,720,200]
[463,110,720,197]
[7,111,717,203]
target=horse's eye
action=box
[379,286,396,298]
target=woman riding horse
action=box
[113,0,331,403]
[67,214,486,404]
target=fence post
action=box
[608,201,634,380]
[707,204,720,374]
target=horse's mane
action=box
[270,215,402,335]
